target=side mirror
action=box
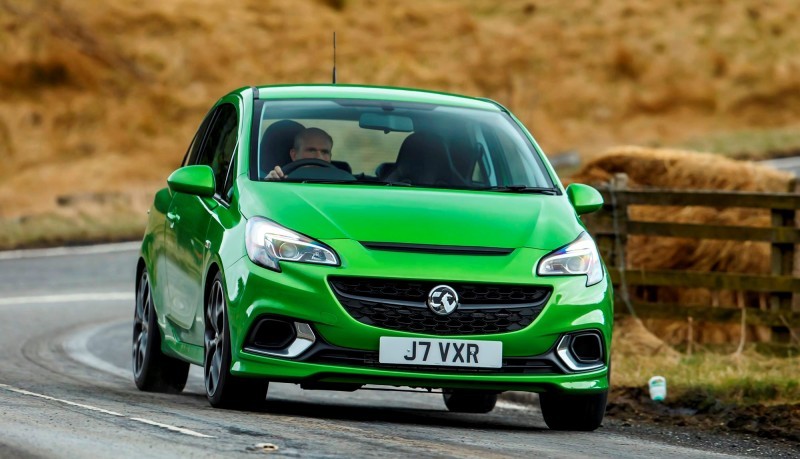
[566,183,603,215]
[167,165,216,198]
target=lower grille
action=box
[306,349,560,375]
[329,277,551,336]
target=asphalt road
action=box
[760,156,800,177]
[0,244,790,458]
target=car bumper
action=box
[222,240,613,394]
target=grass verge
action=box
[0,212,145,251]
[613,347,800,406]
[676,127,800,159]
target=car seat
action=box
[259,120,305,178]
[386,132,452,186]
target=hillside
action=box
[2,0,800,245]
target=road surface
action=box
[0,244,792,458]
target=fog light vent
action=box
[244,319,316,359]
[249,318,296,349]
[555,331,605,372]
[570,333,603,363]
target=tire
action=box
[204,272,268,409]
[539,390,608,431]
[442,389,498,413]
[132,269,190,393]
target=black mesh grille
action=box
[329,277,551,336]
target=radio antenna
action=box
[332,32,337,84]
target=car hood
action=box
[239,183,583,250]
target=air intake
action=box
[555,331,605,372]
[570,333,603,363]
[247,318,296,349]
[243,318,316,359]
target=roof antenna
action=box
[332,32,337,84]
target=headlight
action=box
[245,217,339,272]
[536,232,604,286]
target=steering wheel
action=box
[281,158,338,175]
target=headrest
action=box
[448,137,481,180]
[389,132,451,186]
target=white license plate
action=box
[379,337,502,368]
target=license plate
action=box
[379,337,502,368]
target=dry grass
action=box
[2,0,800,227]
[679,128,800,158]
[613,316,800,405]
[0,190,152,249]
[615,349,800,405]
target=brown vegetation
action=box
[571,147,795,343]
[571,146,793,274]
[2,0,800,232]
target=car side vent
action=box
[360,242,513,256]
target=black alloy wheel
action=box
[132,269,190,392]
[204,272,268,409]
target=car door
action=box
[164,102,239,341]
[153,109,215,320]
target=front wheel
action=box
[539,390,607,431]
[204,272,268,409]
[132,269,190,393]
[442,389,497,413]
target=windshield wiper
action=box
[281,178,353,184]
[481,185,559,195]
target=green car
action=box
[132,84,612,431]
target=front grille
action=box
[306,349,559,374]
[329,277,551,336]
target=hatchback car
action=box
[132,84,612,431]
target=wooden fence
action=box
[582,174,800,343]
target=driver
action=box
[266,127,333,180]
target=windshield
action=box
[249,99,556,191]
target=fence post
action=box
[592,191,615,273]
[793,178,800,315]
[770,178,798,341]
[610,173,632,315]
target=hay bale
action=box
[613,316,680,360]
[570,146,793,275]
[572,146,793,192]
[570,147,795,343]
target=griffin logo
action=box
[427,285,459,316]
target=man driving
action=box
[266,127,333,180]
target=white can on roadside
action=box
[648,376,667,401]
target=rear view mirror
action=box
[167,165,216,197]
[359,113,414,133]
[566,183,603,215]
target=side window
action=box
[183,110,217,167]
[195,104,239,198]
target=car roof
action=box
[242,84,503,111]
